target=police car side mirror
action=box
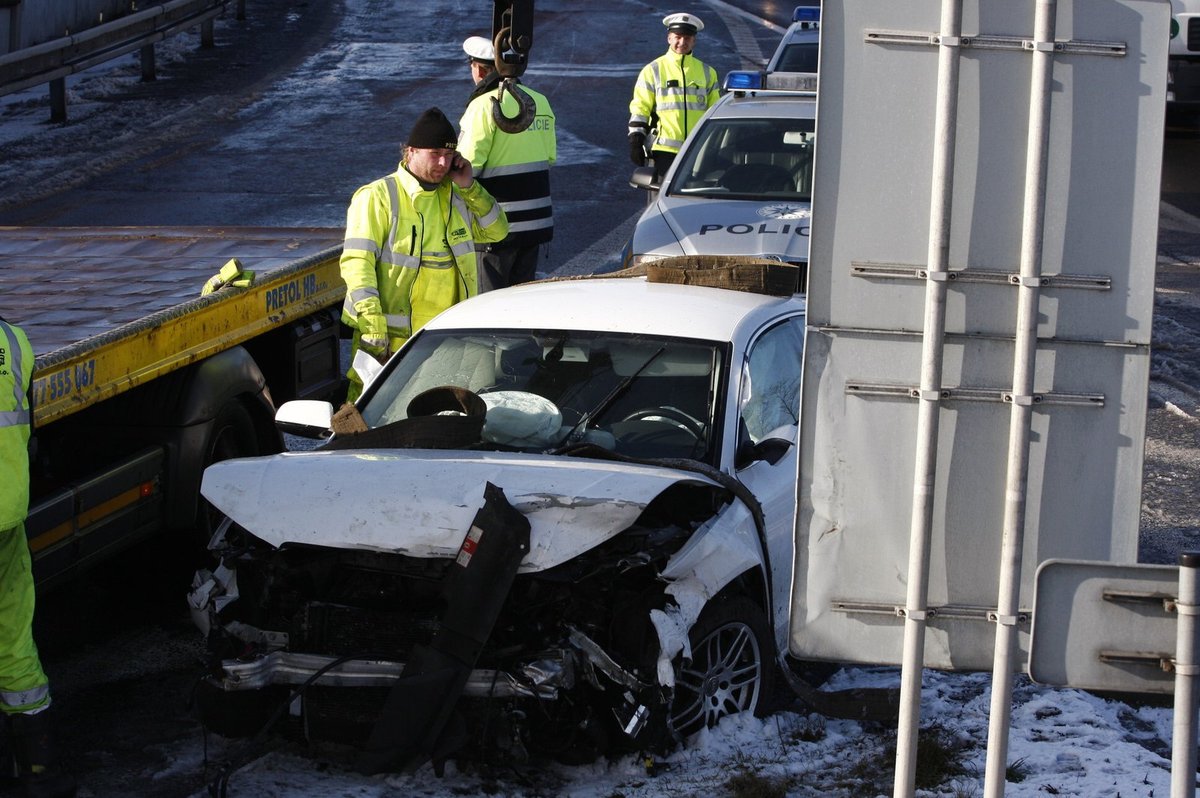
[629,166,659,191]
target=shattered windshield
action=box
[359,329,726,464]
[668,117,815,201]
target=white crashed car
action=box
[624,80,816,277]
[188,269,807,772]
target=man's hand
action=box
[449,153,474,188]
[360,312,389,362]
[629,133,647,166]
[360,334,388,363]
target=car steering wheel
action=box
[620,406,706,439]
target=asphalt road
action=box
[1,1,1198,795]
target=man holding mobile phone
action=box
[338,107,509,401]
[628,12,720,181]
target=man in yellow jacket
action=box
[340,108,508,401]
[0,316,76,797]
[458,36,556,292]
[628,12,720,181]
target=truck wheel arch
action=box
[163,346,283,533]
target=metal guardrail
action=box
[0,0,244,120]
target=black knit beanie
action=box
[407,107,458,150]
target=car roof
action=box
[424,276,806,342]
[707,90,817,120]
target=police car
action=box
[623,6,819,278]
[766,2,820,75]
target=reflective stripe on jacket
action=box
[628,50,719,154]
[339,165,508,352]
[458,80,556,248]
[0,320,32,530]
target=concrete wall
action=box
[2,0,144,53]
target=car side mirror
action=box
[275,399,334,439]
[734,436,794,470]
[629,166,659,191]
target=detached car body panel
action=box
[189,275,807,770]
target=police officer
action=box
[339,108,509,401]
[0,316,75,797]
[628,12,719,181]
[458,35,557,292]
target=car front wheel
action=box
[670,595,775,737]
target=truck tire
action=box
[193,399,260,551]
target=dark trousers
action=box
[651,150,677,182]
[478,244,543,292]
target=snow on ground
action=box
[186,667,1174,797]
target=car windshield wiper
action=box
[553,345,665,451]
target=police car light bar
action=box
[722,70,817,94]
[723,71,764,91]
[793,4,820,23]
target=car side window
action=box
[738,317,805,448]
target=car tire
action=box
[670,595,776,737]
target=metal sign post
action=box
[1173,554,1200,798]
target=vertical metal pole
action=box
[201,18,215,48]
[982,1,1056,796]
[6,0,21,54]
[1172,552,1200,798]
[140,43,156,82]
[49,77,66,123]
[237,0,246,22]
[893,2,961,796]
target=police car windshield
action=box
[669,118,815,201]
[776,42,819,73]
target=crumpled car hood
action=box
[201,449,719,572]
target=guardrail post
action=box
[140,43,156,81]
[1172,551,1200,798]
[3,0,20,54]
[49,77,65,122]
[201,18,214,47]
[236,0,245,21]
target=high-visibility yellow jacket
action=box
[628,50,719,154]
[0,319,32,530]
[339,165,508,364]
[459,77,556,248]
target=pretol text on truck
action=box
[0,226,346,590]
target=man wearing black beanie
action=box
[338,107,509,401]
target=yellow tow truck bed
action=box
[0,226,345,425]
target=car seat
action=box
[719,162,794,193]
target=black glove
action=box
[629,133,646,166]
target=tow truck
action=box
[1,226,346,590]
